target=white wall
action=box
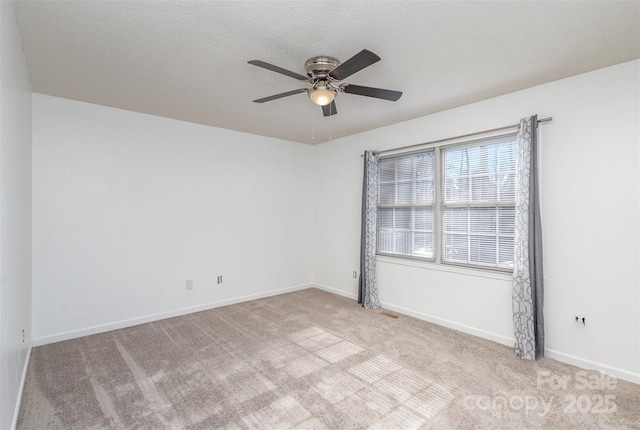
[0,1,32,428]
[314,60,640,383]
[32,94,314,343]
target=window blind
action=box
[378,151,435,259]
[442,136,517,269]
[377,133,517,271]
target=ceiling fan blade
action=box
[329,49,381,81]
[322,100,337,117]
[253,88,308,103]
[343,84,402,101]
[248,60,308,81]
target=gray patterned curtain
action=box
[358,150,380,309]
[512,115,544,360]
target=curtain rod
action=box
[362,117,552,157]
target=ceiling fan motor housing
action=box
[305,56,340,79]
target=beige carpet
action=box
[17,288,640,429]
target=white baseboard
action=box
[315,283,640,385]
[314,283,358,300]
[33,283,314,346]
[11,344,32,430]
[31,282,640,386]
[545,348,640,385]
[380,301,515,348]
[314,283,513,346]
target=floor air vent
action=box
[380,311,399,319]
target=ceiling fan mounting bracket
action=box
[305,56,340,79]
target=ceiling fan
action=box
[248,49,402,117]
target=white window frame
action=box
[376,132,518,273]
[377,150,436,261]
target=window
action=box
[378,152,435,258]
[377,133,517,271]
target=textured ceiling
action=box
[14,1,640,144]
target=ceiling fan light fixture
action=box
[309,87,335,106]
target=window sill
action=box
[375,254,513,281]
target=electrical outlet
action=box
[22,329,26,343]
[217,275,223,284]
[353,271,358,278]
[186,279,194,290]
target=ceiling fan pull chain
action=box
[311,106,315,141]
